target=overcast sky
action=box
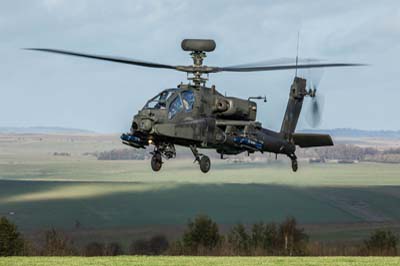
[0,0,399,132]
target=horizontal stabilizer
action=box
[292,133,333,148]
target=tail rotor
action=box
[305,69,325,128]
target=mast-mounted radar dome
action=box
[181,39,216,52]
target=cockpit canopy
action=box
[144,89,177,109]
[144,88,196,119]
[168,90,195,119]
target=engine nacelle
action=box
[214,97,257,121]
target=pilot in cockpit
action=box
[154,91,169,109]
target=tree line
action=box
[83,144,400,163]
[301,144,400,163]
[0,215,398,256]
[83,149,147,160]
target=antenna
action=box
[295,31,300,77]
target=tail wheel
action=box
[291,159,298,172]
[151,153,162,172]
[199,155,211,173]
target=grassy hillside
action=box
[1,256,400,266]
[1,133,400,245]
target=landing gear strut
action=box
[190,145,211,173]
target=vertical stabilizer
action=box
[280,77,307,140]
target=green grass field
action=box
[1,134,400,246]
[1,256,400,266]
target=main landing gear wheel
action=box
[190,145,211,173]
[199,155,211,173]
[151,152,162,172]
[291,159,298,172]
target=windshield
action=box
[144,89,177,109]
[181,90,195,111]
[168,96,183,119]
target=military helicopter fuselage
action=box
[26,39,363,173]
[121,76,332,173]
[125,84,293,157]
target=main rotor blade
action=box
[24,48,178,70]
[224,57,320,68]
[24,48,367,75]
[217,63,366,72]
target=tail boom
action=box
[280,76,307,140]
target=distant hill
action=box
[299,128,400,138]
[0,126,94,134]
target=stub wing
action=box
[292,133,333,148]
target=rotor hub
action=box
[191,51,206,66]
[188,51,209,86]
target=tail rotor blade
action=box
[306,94,325,128]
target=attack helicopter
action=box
[26,39,363,173]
